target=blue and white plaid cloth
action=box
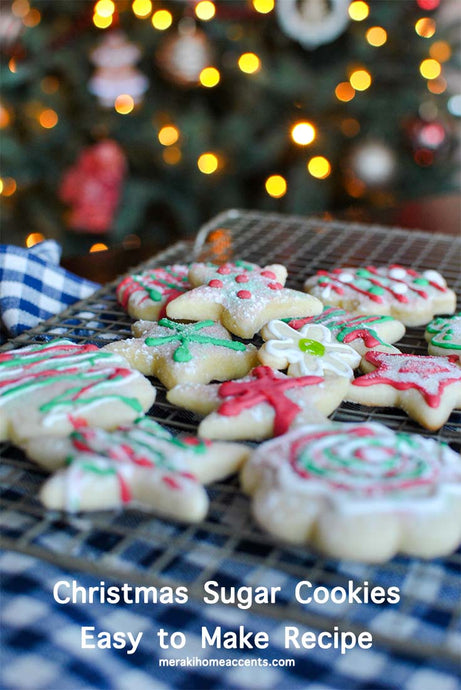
[0,241,99,341]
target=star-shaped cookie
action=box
[30,416,250,520]
[116,264,190,320]
[167,365,349,440]
[276,306,405,357]
[425,313,461,356]
[347,351,461,430]
[166,261,323,338]
[104,318,258,389]
[0,339,156,444]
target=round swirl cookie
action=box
[241,422,461,562]
[425,313,461,356]
[304,265,456,326]
[116,264,190,320]
[0,339,156,444]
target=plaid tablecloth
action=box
[1,550,460,690]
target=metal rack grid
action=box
[1,210,460,663]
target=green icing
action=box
[298,338,325,356]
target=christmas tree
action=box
[0,0,459,256]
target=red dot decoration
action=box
[268,282,283,290]
[235,274,249,283]
[237,290,252,300]
[261,270,277,280]
[209,279,223,288]
[217,266,232,275]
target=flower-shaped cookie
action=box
[258,320,361,379]
[104,318,258,389]
[166,261,323,338]
[425,313,461,356]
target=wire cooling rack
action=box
[1,210,460,663]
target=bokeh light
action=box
[198,153,219,174]
[0,104,11,128]
[114,94,134,114]
[307,156,331,179]
[195,1,216,21]
[291,122,316,146]
[132,0,152,18]
[26,232,45,247]
[349,69,372,91]
[348,1,369,21]
[265,175,287,198]
[163,147,182,165]
[252,0,274,13]
[238,53,261,74]
[199,67,220,87]
[335,82,355,102]
[39,109,58,128]
[415,18,436,38]
[366,27,387,47]
[429,41,451,62]
[1,178,17,196]
[93,12,112,28]
[340,118,361,137]
[427,77,446,94]
[94,0,114,17]
[420,58,441,79]
[152,10,173,30]
[158,125,179,146]
[90,243,108,253]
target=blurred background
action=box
[1,0,460,258]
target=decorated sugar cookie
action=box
[241,422,461,562]
[304,265,456,326]
[277,306,405,357]
[258,320,361,379]
[425,313,461,356]
[116,264,190,320]
[0,340,156,444]
[167,365,349,440]
[166,261,323,338]
[347,351,461,430]
[30,417,249,520]
[104,318,258,389]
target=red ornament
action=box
[59,140,127,234]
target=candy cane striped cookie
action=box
[116,264,190,320]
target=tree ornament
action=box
[59,140,127,234]
[156,21,213,87]
[347,140,396,187]
[88,31,148,107]
[275,0,350,49]
[407,117,448,154]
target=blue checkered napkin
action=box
[0,241,99,339]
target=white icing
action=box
[392,283,408,294]
[338,272,354,282]
[388,267,407,279]
[422,270,445,286]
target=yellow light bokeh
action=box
[93,12,112,28]
[366,26,387,47]
[163,146,182,165]
[0,105,11,128]
[158,125,180,146]
[252,0,274,13]
[12,0,29,19]
[132,0,152,18]
[420,58,441,79]
[265,175,287,198]
[307,156,331,180]
[94,0,115,18]
[90,243,109,253]
[291,122,316,146]
[0,179,3,195]
[39,109,58,128]
[195,1,216,21]
[199,67,220,87]
[415,17,436,38]
[335,81,355,102]
[429,40,451,62]
[23,9,41,27]
[349,69,372,91]
[152,9,173,30]
[198,153,219,174]
[1,178,17,197]
[8,58,17,73]
[26,232,45,247]
[114,94,135,114]
[427,76,447,94]
[348,1,369,21]
[238,52,261,74]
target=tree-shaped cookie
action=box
[0,339,156,443]
[167,365,349,440]
[347,351,461,430]
[116,264,190,320]
[425,313,461,356]
[104,318,258,388]
[166,261,323,338]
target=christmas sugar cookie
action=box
[258,319,361,380]
[116,264,190,321]
[241,422,461,562]
[32,417,249,520]
[0,340,156,444]
[104,318,258,389]
[167,365,349,441]
[276,306,405,358]
[304,265,456,326]
[347,351,461,430]
[166,261,323,338]
[425,313,461,356]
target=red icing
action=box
[162,475,181,490]
[217,266,232,275]
[268,282,283,290]
[217,366,324,436]
[235,274,249,283]
[261,270,277,280]
[118,475,132,503]
[237,290,252,299]
[343,328,380,347]
[209,279,223,288]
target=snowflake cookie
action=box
[104,318,258,389]
[167,365,349,441]
[425,313,461,356]
[258,320,361,379]
[116,264,190,320]
[275,306,405,357]
[241,422,461,562]
[33,417,249,520]
[304,265,456,326]
[166,261,323,338]
[347,351,461,430]
[0,339,156,444]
